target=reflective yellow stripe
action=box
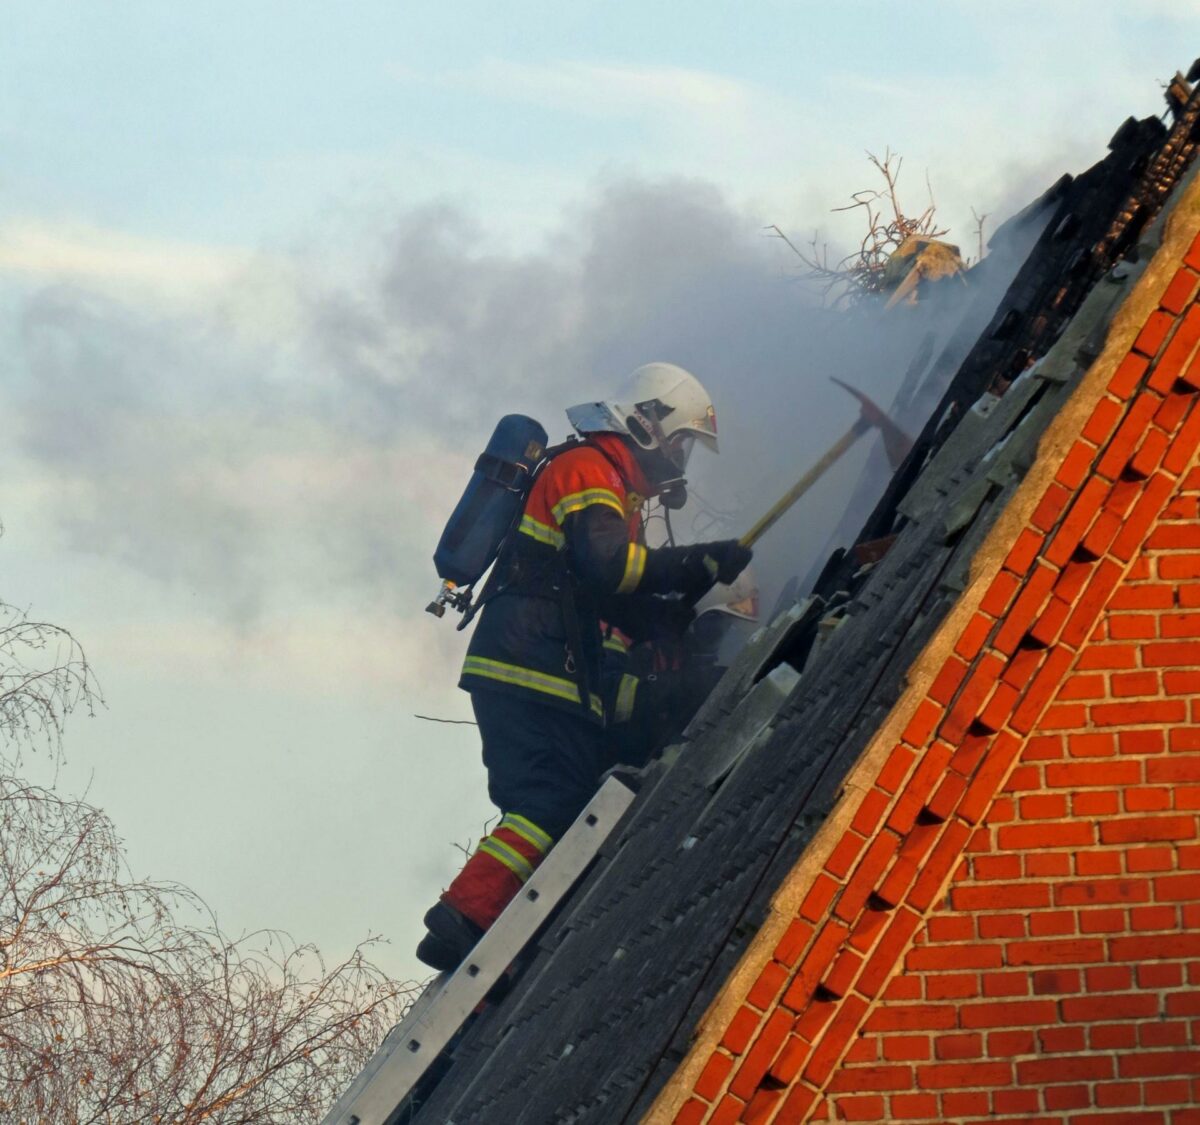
[614,673,639,723]
[462,656,603,715]
[479,837,535,882]
[499,813,553,854]
[603,634,629,654]
[518,514,565,548]
[551,488,624,523]
[616,542,647,594]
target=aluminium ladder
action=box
[322,776,636,1125]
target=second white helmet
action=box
[694,567,760,622]
[566,362,719,472]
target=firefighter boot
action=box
[415,815,553,971]
[415,901,485,973]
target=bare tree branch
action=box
[0,583,420,1121]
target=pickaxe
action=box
[738,378,912,549]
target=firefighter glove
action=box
[604,595,695,643]
[685,540,753,592]
[641,539,753,598]
[644,597,696,640]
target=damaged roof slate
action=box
[406,73,1200,1125]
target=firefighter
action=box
[417,363,753,971]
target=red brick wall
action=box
[665,217,1200,1125]
[814,487,1200,1124]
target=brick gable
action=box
[657,180,1200,1125]
[812,473,1200,1124]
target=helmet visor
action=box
[665,432,695,471]
[566,401,626,437]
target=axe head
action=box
[830,377,913,470]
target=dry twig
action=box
[970,206,990,266]
[771,149,950,307]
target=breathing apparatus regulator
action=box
[426,363,719,625]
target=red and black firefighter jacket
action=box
[459,433,687,722]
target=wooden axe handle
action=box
[738,420,866,549]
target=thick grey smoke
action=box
[6,175,1041,627]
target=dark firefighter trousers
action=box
[473,689,607,840]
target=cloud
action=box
[425,58,755,123]
[0,220,252,295]
[83,605,469,701]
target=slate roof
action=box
[406,69,1200,1125]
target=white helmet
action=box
[694,567,759,622]
[566,362,719,472]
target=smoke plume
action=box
[6,174,1044,638]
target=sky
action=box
[2,3,1199,985]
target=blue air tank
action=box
[433,414,549,588]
